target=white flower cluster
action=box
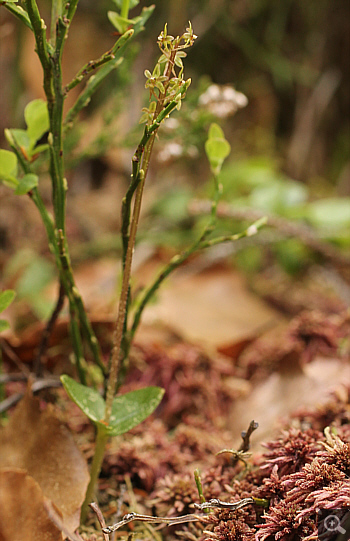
[199,84,248,118]
[157,141,198,163]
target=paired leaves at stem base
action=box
[60,375,164,437]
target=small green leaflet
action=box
[60,375,164,436]
[205,123,231,176]
[24,99,49,151]
[15,174,38,195]
[0,149,18,188]
[5,99,49,161]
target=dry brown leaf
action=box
[0,392,89,532]
[140,266,282,349]
[229,356,350,445]
[0,469,63,541]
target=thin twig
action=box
[0,373,28,384]
[89,502,110,541]
[189,200,350,267]
[239,420,259,453]
[194,497,254,511]
[216,420,258,467]
[102,512,208,534]
[63,30,134,130]
[64,31,134,94]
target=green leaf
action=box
[32,143,49,154]
[60,375,105,423]
[0,320,10,333]
[10,129,30,151]
[306,198,350,230]
[108,4,154,35]
[10,126,47,159]
[2,3,32,29]
[208,123,225,140]
[60,376,164,437]
[24,99,49,150]
[0,290,16,313]
[101,386,165,436]
[15,174,38,195]
[205,123,231,176]
[0,149,18,187]
[107,12,133,33]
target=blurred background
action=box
[0,0,349,327]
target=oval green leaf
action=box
[60,375,105,423]
[0,290,16,313]
[205,123,231,176]
[99,386,165,436]
[24,99,49,148]
[0,149,18,186]
[10,129,30,152]
[15,174,38,195]
[208,123,225,140]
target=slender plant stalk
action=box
[80,426,109,523]
[104,48,179,423]
[50,0,62,45]
[64,31,134,94]
[2,2,33,29]
[120,0,130,19]
[34,281,65,377]
[63,29,134,131]
[21,0,108,379]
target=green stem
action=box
[80,426,109,523]
[63,30,134,130]
[6,135,105,379]
[107,50,178,403]
[120,0,130,19]
[64,32,133,95]
[104,169,146,424]
[23,1,106,374]
[24,0,54,104]
[56,229,107,376]
[108,55,180,401]
[50,0,63,45]
[66,0,80,23]
[2,2,33,29]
